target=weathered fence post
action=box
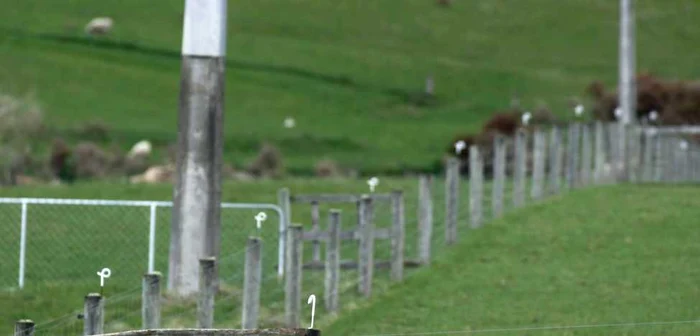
[197,257,216,329]
[492,134,506,218]
[358,196,375,297]
[390,190,405,282]
[14,320,34,336]
[242,237,263,329]
[531,128,546,200]
[277,187,291,278]
[310,201,321,263]
[548,126,562,194]
[593,121,606,184]
[628,124,642,182]
[469,145,484,228]
[513,129,527,208]
[83,293,104,335]
[580,123,592,186]
[417,175,433,265]
[325,210,341,313]
[285,224,303,327]
[642,129,655,182]
[608,122,622,183]
[142,272,162,329]
[445,157,459,244]
[565,123,580,189]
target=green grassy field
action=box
[2,0,700,335]
[0,177,454,333]
[1,0,700,174]
[324,184,700,336]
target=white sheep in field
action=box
[84,17,114,36]
[127,140,152,159]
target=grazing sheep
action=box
[84,17,114,36]
[127,140,152,159]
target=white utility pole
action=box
[168,0,227,297]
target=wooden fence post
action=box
[492,134,506,218]
[593,121,606,184]
[197,257,216,329]
[83,293,104,335]
[390,190,405,282]
[142,272,162,329]
[445,157,459,244]
[513,129,527,208]
[278,188,291,278]
[469,145,484,228]
[285,225,303,327]
[417,175,433,265]
[242,237,263,329]
[531,128,546,200]
[310,201,321,263]
[548,126,563,194]
[14,320,34,336]
[580,123,592,186]
[325,210,341,313]
[358,196,375,297]
[565,123,581,189]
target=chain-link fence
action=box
[0,198,283,294]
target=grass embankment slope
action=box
[325,185,700,336]
[1,1,700,174]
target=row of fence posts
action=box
[13,122,699,335]
[12,236,266,335]
[443,122,624,244]
[282,189,413,325]
[442,122,700,245]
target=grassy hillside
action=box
[1,0,699,174]
[323,184,700,336]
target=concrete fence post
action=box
[531,128,546,200]
[83,293,104,335]
[445,157,460,244]
[390,190,405,282]
[325,210,341,313]
[513,129,527,208]
[197,257,216,329]
[358,196,375,298]
[285,225,303,327]
[469,145,484,228]
[548,126,563,194]
[581,123,592,186]
[242,237,263,329]
[14,320,34,336]
[417,175,433,265]
[492,134,506,218]
[142,272,162,329]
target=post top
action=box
[16,319,34,323]
[145,271,162,277]
[85,293,102,298]
[200,256,217,262]
[329,208,342,214]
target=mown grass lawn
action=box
[324,184,700,336]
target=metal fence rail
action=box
[0,198,284,290]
